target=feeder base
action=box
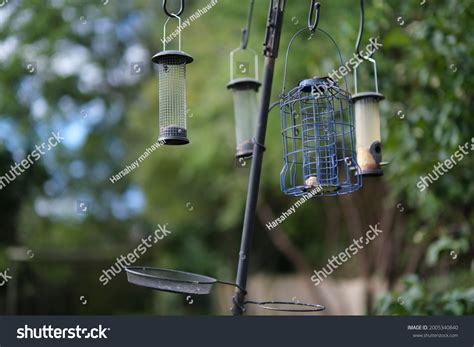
[159,136,190,145]
[236,141,254,159]
[159,125,189,145]
[304,185,340,194]
[357,169,383,177]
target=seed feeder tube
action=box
[153,15,193,145]
[227,47,261,159]
[353,57,385,176]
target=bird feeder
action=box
[352,56,385,175]
[280,26,361,197]
[227,47,261,159]
[152,14,193,145]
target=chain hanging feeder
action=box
[227,0,261,159]
[153,0,193,145]
[280,1,361,196]
[352,0,385,176]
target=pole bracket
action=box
[263,0,285,58]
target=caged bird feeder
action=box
[227,0,260,159]
[279,8,361,197]
[152,1,193,145]
[352,0,385,176]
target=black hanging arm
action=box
[163,0,185,17]
[355,0,376,59]
[355,0,364,56]
[308,0,320,32]
[241,0,256,49]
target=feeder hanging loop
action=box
[308,0,320,32]
[163,0,185,17]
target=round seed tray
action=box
[125,266,216,295]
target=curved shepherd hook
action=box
[163,0,185,17]
[308,0,320,32]
[354,0,375,59]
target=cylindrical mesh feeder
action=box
[280,28,361,197]
[352,57,385,175]
[227,48,260,159]
[152,16,193,145]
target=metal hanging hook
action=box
[163,0,185,17]
[240,0,255,49]
[354,0,375,59]
[308,0,320,32]
[355,0,364,57]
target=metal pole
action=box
[232,0,285,316]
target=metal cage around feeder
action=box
[153,14,193,145]
[280,28,362,197]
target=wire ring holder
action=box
[125,266,325,313]
[279,26,362,197]
[152,13,193,145]
[163,0,185,17]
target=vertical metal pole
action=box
[232,0,285,316]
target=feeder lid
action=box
[298,77,336,93]
[227,77,261,91]
[352,91,385,102]
[152,50,194,64]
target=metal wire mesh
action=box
[280,77,362,196]
[158,55,188,144]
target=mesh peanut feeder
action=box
[280,26,362,196]
[152,13,193,145]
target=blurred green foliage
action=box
[376,274,474,315]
